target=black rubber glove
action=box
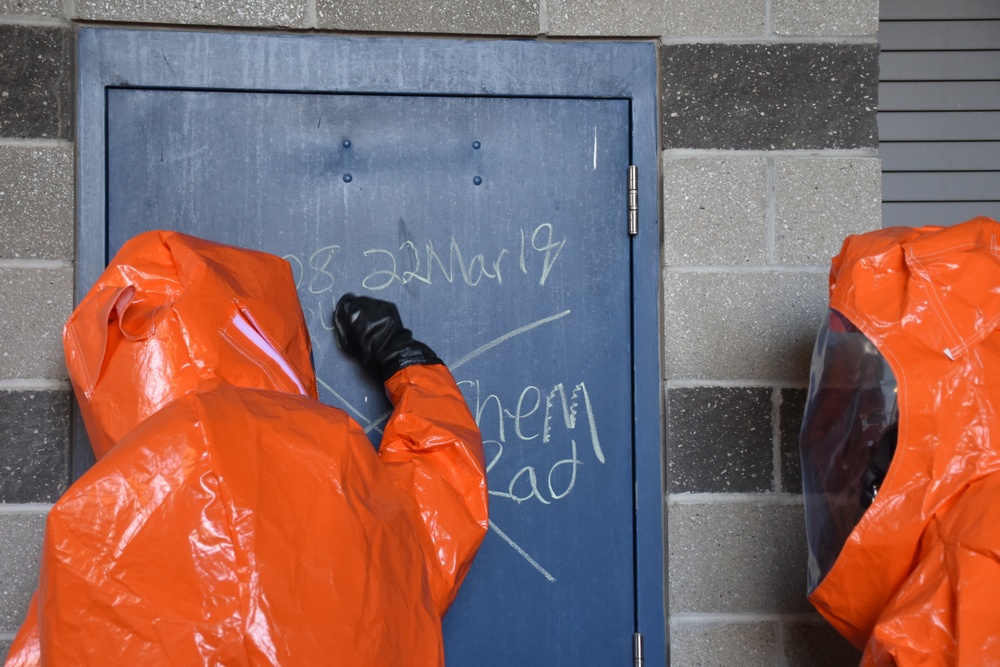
[333,294,444,384]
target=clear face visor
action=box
[800,309,898,594]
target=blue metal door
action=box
[105,88,635,664]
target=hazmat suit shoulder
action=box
[4,230,488,667]
[804,217,1000,664]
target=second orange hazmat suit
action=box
[801,217,1000,664]
[4,230,489,666]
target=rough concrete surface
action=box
[0,268,72,380]
[662,43,879,150]
[0,144,74,260]
[0,511,45,633]
[663,269,828,381]
[779,387,807,494]
[663,0,765,38]
[784,620,863,666]
[670,621,777,667]
[0,26,72,140]
[668,386,774,493]
[774,156,881,266]
[74,0,307,27]
[668,501,812,614]
[0,0,62,16]
[546,0,666,36]
[772,0,878,36]
[318,0,539,35]
[0,390,70,503]
[663,155,769,266]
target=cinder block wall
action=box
[661,3,881,662]
[0,0,881,664]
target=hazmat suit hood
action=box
[6,230,488,667]
[64,230,318,458]
[802,217,1000,662]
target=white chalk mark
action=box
[578,383,605,464]
[593,127,598,170]
[366,408,393,435]
[490,519,556,583]
[317,376,385,436]
[450,310,572,372]
[330,310,572,435]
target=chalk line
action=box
[449,309,572,372]
[316,376,384,436]
[490,519,556,583]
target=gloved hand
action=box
[333,294,444,384]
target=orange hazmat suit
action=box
[801,217,1000,664]
[4,230,488,666]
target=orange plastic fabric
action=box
[4,231,488,666]
[807,217,1000,664]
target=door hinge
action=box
[628,165,638,236]
[633,632,644,667]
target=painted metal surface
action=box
[78,29,664,665]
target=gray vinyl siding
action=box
[879,0,1000,227]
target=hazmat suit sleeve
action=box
[380,363,489,615]
[331,292,489,614]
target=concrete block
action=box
[0,511,45,633]
[779,388,807,494]
[670,621,777,667]
[668,501,812,613]
[784,620,862,666]
[0,26,72,140]
[661,43,878,150]
[0,390,70,503]
[667,386,773,493]
[1,639,11,663]
[663,155,768,266]
[317,0,539,35]
[74,0,307,28]
[0,145,74,260]
[772,0,878,37]
[0,0,62,17]
[663,270,828,381]
[546,0,665,37]
[774,157,881,266]
[0,268,72,380]
[663,0,765,38]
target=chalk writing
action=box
[528,223,566,287]
[361,223,565,290]
[459,378,605,507]
[306,308,593,582]
[283,222,567,298]
[361,240,507,290]
[283,244,342,294]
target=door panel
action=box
[106,88,635,664]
